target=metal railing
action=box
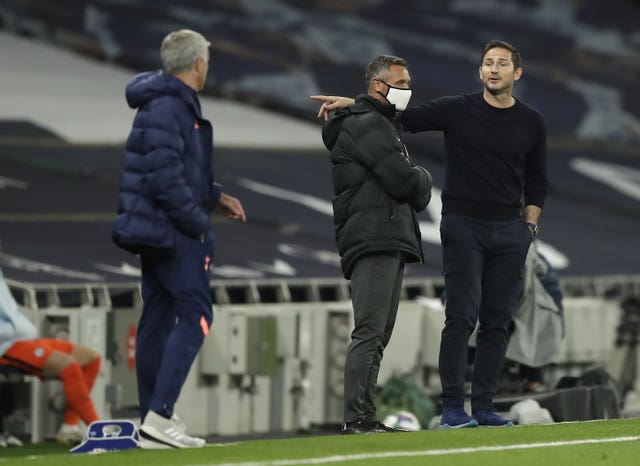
[6,275,639,309]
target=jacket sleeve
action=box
[350,117,432,205]
[0,270,38,349]
[143,103,209,237]
[536,252,563,311]
[524,112,548,208]
[211,182,223,209]
[409,166,433,212]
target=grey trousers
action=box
[344,252,405,423]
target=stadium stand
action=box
[0,0,638,140]
[0,0,638,282]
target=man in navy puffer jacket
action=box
[112,29,245,449]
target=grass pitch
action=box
[1,418,639,466]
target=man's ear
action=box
[514,67,523,81]
[194,56,205,73]
[371,78,384,94]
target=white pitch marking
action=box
[190,435,640,466]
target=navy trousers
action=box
[137,237,213,421]
[438,214,531,412]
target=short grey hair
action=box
[365,54,408,90]
[160,29,210,75]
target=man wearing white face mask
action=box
[321,54,433,434]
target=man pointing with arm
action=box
[313,40,547,428]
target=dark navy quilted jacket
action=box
[112,71,221,257]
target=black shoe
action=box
[341,419,376,434]
[372,421,404,432]
[341,419,402,434]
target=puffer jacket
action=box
[0,268,37,356]
[112,71,221,257]
[322,94,433,279]
[506,243,564,367]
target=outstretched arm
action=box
[309,95,355,120]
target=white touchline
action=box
[192,435,640,466]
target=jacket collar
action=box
[166,74,203,118]
[355,93,396,119]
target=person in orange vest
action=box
[0,268,101,445]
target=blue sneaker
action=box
[439,406,479,429]
[473,409,514,427]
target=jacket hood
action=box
[322,94,395,151]
[125,71,199,112]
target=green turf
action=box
[1,419,639,466]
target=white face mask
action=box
[382,83,412,111]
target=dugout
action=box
[3,275,639,439]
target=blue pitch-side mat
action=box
[70,420,139,454]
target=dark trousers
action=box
[344,252,404,423]
[438,214,531,412]
[137,237,213,421]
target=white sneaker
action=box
[170,413,188,433]
[3,433,23,447]
[137,437,173,450]
[139,411,205,449]
[169,413,206,442]
[56,424,84,445]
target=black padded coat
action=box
[322,94,433,279]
